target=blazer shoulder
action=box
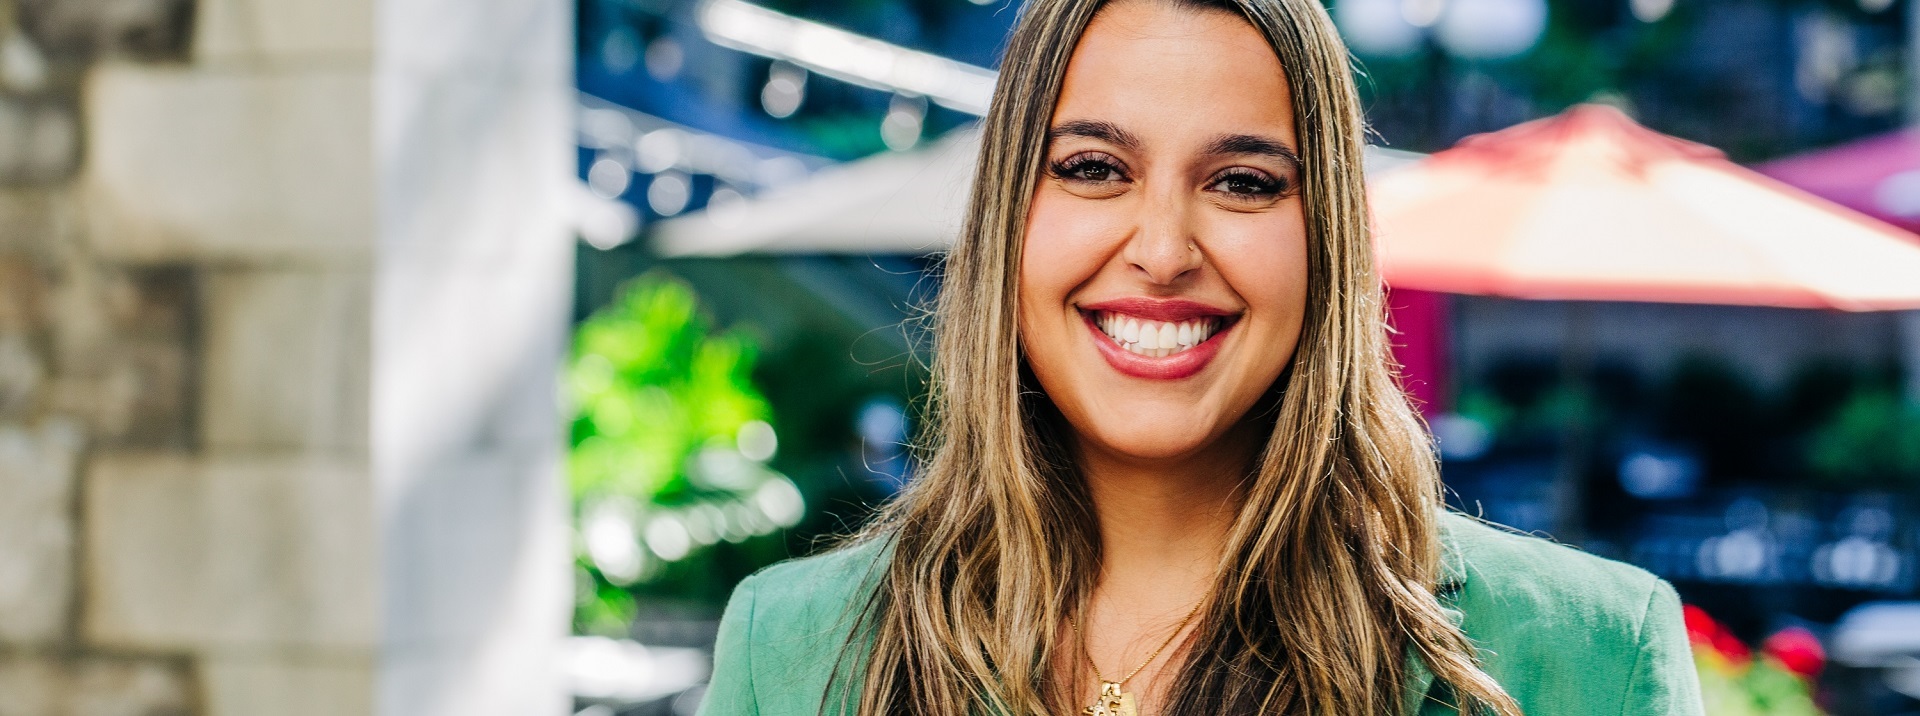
[744,535,890,619]
[1438,511,1699,713]
[1440,510,1667,620]
[733,536,891,659]
[705,537,891,716]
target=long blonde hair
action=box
[832,0,1522,713]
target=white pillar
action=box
[372,0,574,714]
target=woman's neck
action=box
[1059,423,1259,713]
[1074,422,1258,608]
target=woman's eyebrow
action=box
[1046,119,1141,151]
[1202,133,1302,168]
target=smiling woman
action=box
[699,1,1705,715]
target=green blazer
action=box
[699,511,1706,715]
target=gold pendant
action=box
[1082,682,1138,716]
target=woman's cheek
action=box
[1023,194,1091,276]
[1214,222,1311,372]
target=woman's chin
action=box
[1081,421,1223,463]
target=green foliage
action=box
[569,278,765,503]
[1696,653,1825,716]
[566,272,804,635]
[1806,389,1920,490]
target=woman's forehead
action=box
[1052,2,1296,145]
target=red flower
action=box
[1684,604,1752,664]
[1762,626,1826,680]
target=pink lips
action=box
[1078,297,1240,380]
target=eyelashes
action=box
[1210,168,1286,199]
[1048,154,1127,184]
[1044,152,1294,201]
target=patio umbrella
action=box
[1370,104,1920,312]
[1371,105,1920,540]
[1756,128,1920,235]
[651,128,979,257]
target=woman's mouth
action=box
[1076,299,1242,380]
[1089,311,1222,358]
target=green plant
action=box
[1805,389,1920,491]
[567,272,805,635]
[1696,655,1825,716]
[1688,606,1826,716]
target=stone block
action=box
[203,267,369,454]
[64,658,195,716]
[16,0,194,61]
[0,191,63,256]
[81,64,374,264]
[37,265,195,448]
[111,267,196,339]
[84,453,378,651]
[0,332,43,419]
[202,654,374,716]
[102,267,195,448]
[44,260,119,380]
[0,419,81,643]
[195,0,373,66]
[0,253,50,333]
[0,655,57,716]
[0,654,192,716]
[0,96,80,185]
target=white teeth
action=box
[1091,311,1227,358]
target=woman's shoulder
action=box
[1437,510,1668,610]
[734,535,891,632]
[1436,511,1704,713]
[700,538,890,716]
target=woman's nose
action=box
[1120,186,1205,285]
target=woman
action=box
[700,0,1705,714]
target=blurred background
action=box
[2,0,1920,714]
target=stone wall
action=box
[0,0,573,713]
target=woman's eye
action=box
[1049,155,1127,183]
[1209,170,1286,200]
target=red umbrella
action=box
[1371,104,1920,312]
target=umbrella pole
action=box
[1552,301,1595,543]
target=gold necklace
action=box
[1068,600,1204,716]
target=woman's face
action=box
[1018,1,1310,465]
